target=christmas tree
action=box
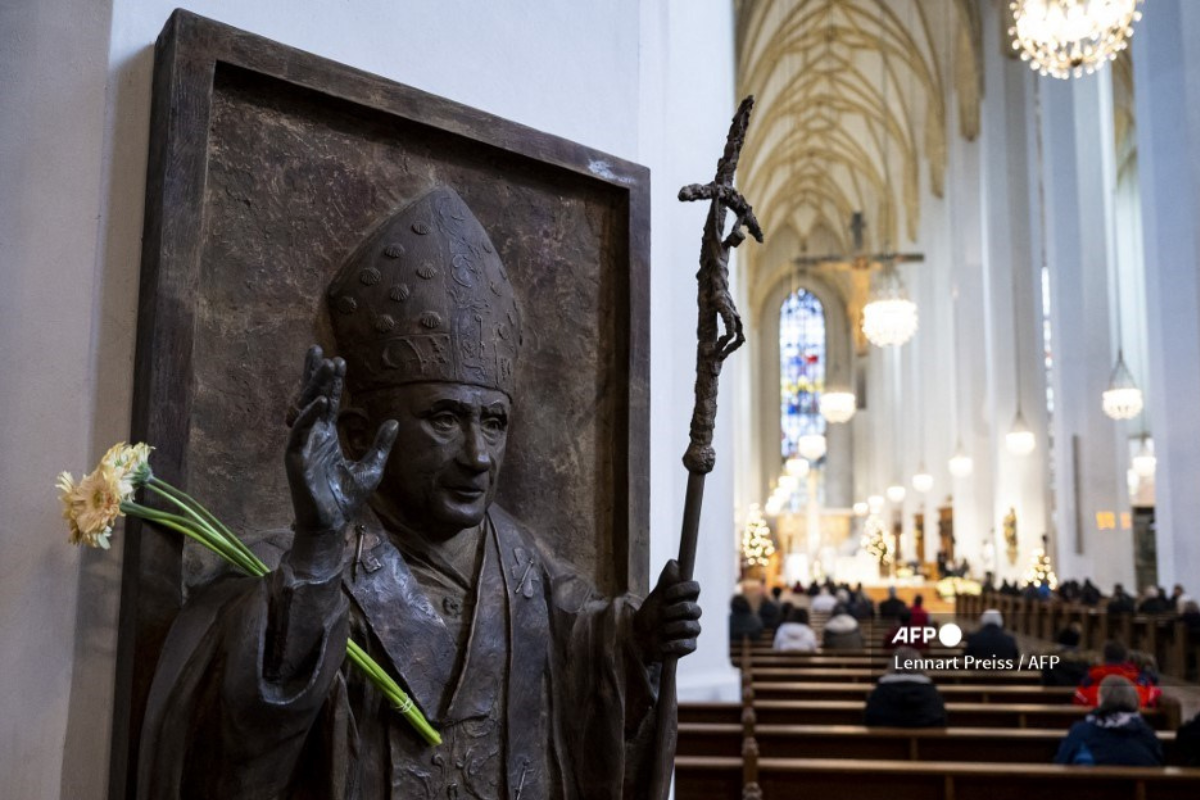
[1022,534,1058,589]
[741,504,776,570]
[861,514,892,566]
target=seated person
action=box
[729,594,764,643]
[773,607,818,652]
[848,585,875,621]
[1080,579,1102,606]
[1137,586,1170,615]
[1107,584,1136,615]
[1055,676,1164,766]
[908,594,930,628]
[883,609,929,652]
[1181,599,1200,680]
[1041,624,1092,687]
[811,586,838,614]
[964,609,1020,661]
[864,646,947,728]
[1074,640,1161,707]
[758,586,781,630]
[1129,650,1161,685]
[1177,710,1200,767]
[822,611,865,650]
[878,586,907,621]
[832,587,852,615]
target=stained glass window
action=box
[780,289,826,458]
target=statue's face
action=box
[364,382,510,539]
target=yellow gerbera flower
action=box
[58,466,123,549]
[56,471,83,544]
[100,441,154,499]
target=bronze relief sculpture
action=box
[138,187,703,799]
[122,16,762,796]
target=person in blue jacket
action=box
[1054,675,1164,766]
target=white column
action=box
[640,0,739,702]
[1040,70,1133,588]
[975,7,1051,582]
[1132,0,1200,590]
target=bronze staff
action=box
[650,95,763,800]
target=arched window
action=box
[780,288,826,458]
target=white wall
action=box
[639,1,741,702]
[0,1,117,797]
[0,1,738,796]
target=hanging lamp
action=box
[785,456,810,478]
[1132,435,1156,478]
[798,433,827,462]
[1102,351,1144,419]
[819,389,857,423]
[1006,408,1037,456]
[948,445,975,478]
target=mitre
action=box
[327,186,523,397]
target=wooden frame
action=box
[111,10,650,798]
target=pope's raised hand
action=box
[285,345,397,547]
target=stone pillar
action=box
[1132,0,1200,589]
[975,7,1051,582]
[1040,69,1134,588]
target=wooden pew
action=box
[677,723,1185,765]
[679,700,1172,730]
[752,681,1076,705]
[747,655,943,668]
[748,667,1044,684]
[965,590,1200,682]
[675,757,1200,800]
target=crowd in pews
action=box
[991,577,1200,625]
[961,585,1200,683]
[690,581,1200,798]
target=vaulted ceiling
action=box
[735,0,983,258]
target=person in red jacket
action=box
[909,594,930,628]
[1074,640,1162,707]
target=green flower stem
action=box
[124,506,252,575]
[347,641,441,746]
[148,478,260,568]
[142,485,233,554]
[127,486,441,747]
[123,502,263,577]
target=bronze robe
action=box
[137,505,661,799]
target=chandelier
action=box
[862,263,918,347]
[784,456,810,478]
[886,484,907,504]
[1009,0,1144,80]
[819,390,857,423]
[911,469,934,494]
[798,433,828,462]
[1102,351,1144,420]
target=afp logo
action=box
[891,623,963,647]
